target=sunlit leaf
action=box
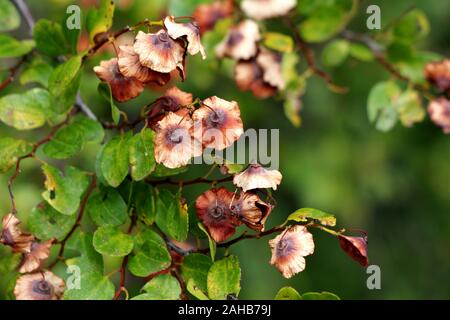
[367,81,401,132]
[286,207,336,226]
[41,164,90,215]
[0,0,20,31]
[129,129,156,181]
[100,132,132,187]
[207,255,241,300]
[349,43,374,62]
[20,59,54,88]
[263,32,294,53]
[43,115,104,159]
[187,278,210,300]
[0,137,32,173]
[93,225,134,257]
[48,55,82,114]
[198,222,216,262]
[64,271,114,300]
[0,34,34,58]
[134,274,181,300]
[321,39,349,67]
[28,202,77,241]
[302,291,340,300]
[393,89,425,127]
[275,287,302,300]
[0,88,51,130]
[86,0,115,43]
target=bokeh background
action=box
[1,0,449,299]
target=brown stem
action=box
[145,175,233,186]
[7,117,70,214]
[341,30,431,96]
[0,56,27,92]
[48,175,97,269]
[171,268,188,300]
[284,16,347,93]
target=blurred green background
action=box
[1,0,449,299]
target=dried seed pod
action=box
[134,30,185,74]
[195,187,241,242]
[192,96,244,150]
[338,234,369,267]
[215,20,261,60]
[93,58,145,102]
[241,0,297,20]
[269,225,315,278]
[154,112,202,169]
[233,163,282,192]
[14,271,65,300]
[428,97,450,134]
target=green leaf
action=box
[86,0,115,43]
[0,0,20,31]
[20,59,54,88]
[387,41,413,63]
[392,9,429,45]
[41,164,90,215]
[301,291,340,300]
[0,88,51,130]
[62,14,81,55]
[87,187,128,227]
[367,81,401,132]
[393,90,425,127]
[286,207,336,226]
[299,6,345,43]
[0,137,32,173]
[349,43,374,62]
[275,287,302,300]
[64,271,115,300]
[33,19,69,57]
[181,253,213,293]
[151,164,188,177]
[128,227,171,277]
[28,202,77,241]
[129,129,156,181]
[297,0,334,15]
[187,278,210,300]
[48,55,82,114]
[133,182,156,225]
[198,222,216,261]
[133,274,181,300]
[43,115,104,159]
[100,132,132,187]
[98,82,121,124]
[93,225,134,257]
[207,255,241,300]
[321,39,349,67]
[66,231,103,274]
[155,189,189,242]
[263,32,294,53]
[0,34,34,58]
